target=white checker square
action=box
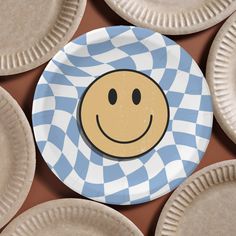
[33,124,51,142]
[33,96,55,113]
[201,80,211,95]
[93,48,128,63]
[155,131,175,150]
[172,120,196,135]
[165,160,187,182]
[64,169,85,193]
[169,107,178,120]
[150,68,165,83]
[78,136,91,159]
[79,64,114,77]
[48,60,65,73]
[38,76,48,85]
[51,110,72,131]
[104,176,129,195]
[52,50,74,67]
[85,162,104,184]
[66,75,94,88]
[141,33,166,51]
[49,84,77,98]
[111,29,138,47]
[144,152,164,179]
[180,94,201,110]
[150,184,170,200]
[169,70,189,93]
[119,159,143,175]
[166,45,181,69]
[43,142,62,167]
[131,52,153,70]
[176,145,200,163]
[128,181,150,202]
[92,196,106,203]
[62,135,78,167]
[197,111,213,127]
[65,43,90,57]
[86,28,110,44]
[196,136,210,152]
[102,156,117,166]
[189,60,203,77]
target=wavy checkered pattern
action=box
[32,26,213,205]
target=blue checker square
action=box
[55,97,77,114]
[44,70,73,85]
[48,125,65,150]
[200,95,212,111]
[196,124,212,139]
[174,108,198,123]
[104,164,124,182]
[149,169,168,195]
[173,132,197,148]
[105,188,130,205]
[82,182,104,198]
[119,42,149,55]
[127,166,149,187]
[33,26,213,205]
[158,145,181,165]
[66,54,101,67]
[109,57,136,70]
[159,69,177,90]
[178,48,192,72]
[169,178,186,190]
[54,154,73,180]
[74,151,89,179]
[32,110,54,126]
[53,60,91,77]
[166,91,184,107]
[186,74,203,94]
[106,26,130,38]
[34,84,53,99]
[88,41,115,55]
[66,117,80,146]
[151,47,167,69]
[182,160,198,176]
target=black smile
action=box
[96,114,153,144]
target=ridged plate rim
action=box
[0,87,35,229]
[0,0,86,76]
[206,11,236,144]
[104,0,236,35]
[1,199,143,236]
[155,160,236,235]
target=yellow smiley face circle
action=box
[79,70,169,158]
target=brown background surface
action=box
[0,1,236,235]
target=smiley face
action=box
[79,70,169,158]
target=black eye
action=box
[132,89,141,105]
[108,88,117,105]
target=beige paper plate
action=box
[104,0,236,35]
[155,160,236,236]
[0,87,35,229]
[0,0,86,75]
[206,11,236,144]
[1,199,143,236]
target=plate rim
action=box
[0,86,36,229]
[1,198,143,236]
[206,11,236,144]
[155,160,236,236]
[104,0,236,35]
[0,0,87,76]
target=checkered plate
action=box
[32,26,213,205]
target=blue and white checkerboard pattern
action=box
[32,26,213,205]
